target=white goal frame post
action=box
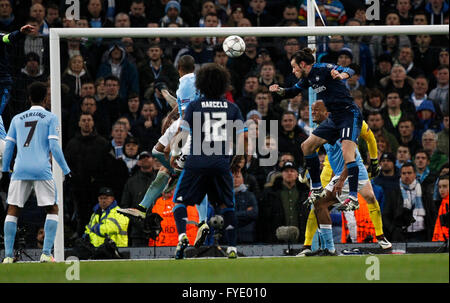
[49,23,448,261]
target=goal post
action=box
[49,24,449,262]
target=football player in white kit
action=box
[119,55,211,248]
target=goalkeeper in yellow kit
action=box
[297,102,391,256]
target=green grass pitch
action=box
[0,254,448,283]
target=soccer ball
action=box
[222,35,246,58]
[209,215,224,229]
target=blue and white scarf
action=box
[400,179,426,232]
[416,167,430,184]
[39,21,49,36]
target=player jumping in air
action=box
[118,55,210,247]
[270,48,363,210]
[298,100,384,255]
[297,101,391,256]
[169,63,247,259]
[2,82,71,263]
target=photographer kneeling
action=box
[74,187,129,259]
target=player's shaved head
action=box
[178,55,195,73]
[311,100,328,124]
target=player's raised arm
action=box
[330,64,355,80]
[1,118,17,174]
[160,87,177,108]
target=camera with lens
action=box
[15,227,27,249]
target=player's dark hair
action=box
[26,17,39,24]
[254,86,270,96]
[260,60,276,69]
[195,63,230,99]
[178,55,195,73]
[79,111,94,120]
[414,149,430,160]
[205,12,218,19]
[282,110,297,119]
[128,92,139,100]
[386,88,401,98]
[397,144,411,152]
[27,81,48,105]
[292,48,316,65]
[437,64,449,71]
[413,10,429,22]
[104,74,120,84]
[415,74,429,83]
[367,88,385,101]
[81,95,96,103]
[398,115,414,126]
[213,44,225,56]
[46,2,59,12]
[440,174,449,181]
[400,161,415,171]
[366,111,382,118]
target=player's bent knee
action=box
[154,142,165,153]
[45,204,59,214]
[159,166,169,173]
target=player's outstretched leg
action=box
[118,169,171,219]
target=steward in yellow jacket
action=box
[85,187,130,247]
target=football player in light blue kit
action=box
[118,55,211,247]
[300,100,391,256]
[1,82,71,263]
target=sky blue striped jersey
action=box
[176,73,199,117]
[4,106,70,180]
[324,139,368,181]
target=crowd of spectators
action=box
[0,0,448,249]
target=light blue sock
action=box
[139,170,170,209]
[43,214,58,256]
[152,148,174,173]
[196,195,209,224]
[3,215,18,258]
[319,224,335,252]
[311,231,320,251]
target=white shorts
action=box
[7,180,57,208]
[325,175,368,203]
[158,118,181,147]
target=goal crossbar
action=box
[49,24,449,262]
[50,25,448,38]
